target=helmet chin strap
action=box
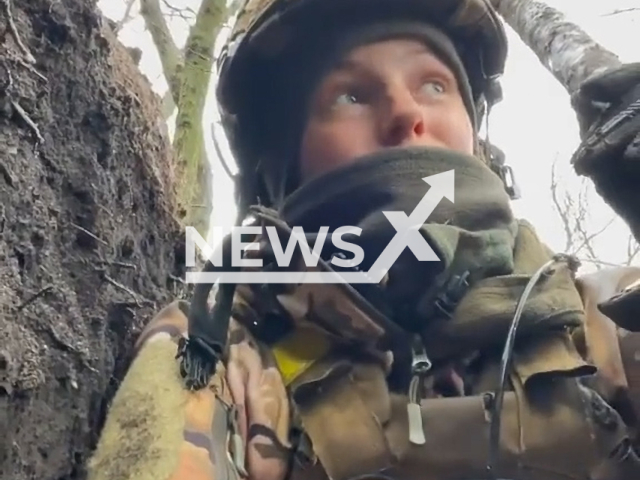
[210,117,259,225]
[482,78,522,201]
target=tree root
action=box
[11,99,44,143]
[15,285,55,312]
[1,0,36,65]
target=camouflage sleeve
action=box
[87,300,292,480]
[226,318,292,480]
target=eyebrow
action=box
[316,44,456,96]
[328,57,367,77]
[331,43,443,73]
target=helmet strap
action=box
[482,78,521,201]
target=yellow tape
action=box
[271,326,331,386]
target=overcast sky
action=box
[98,0,640,272]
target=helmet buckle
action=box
[498,164,521,201]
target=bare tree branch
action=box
[161,0,196,21]
[138,0,221,235]
[172,0,229,235]
[155,0,242,122]
[492,1,640,260]
[579,257,638,269]
[574,212,615,267]
[550,160,575,253]
[490,0,621,95]
[161,88,175,119]
[602,7,640,17]
[550,155,639,269]
[625,236,640,266]
[139,0,183,102]
[115,0,138,33]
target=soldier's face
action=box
[299,38,474,182]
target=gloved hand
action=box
[571,62,640,144]
[569,62,640,240]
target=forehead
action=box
[348,38,435,62]
[325,38,449,77]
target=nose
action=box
[380,85,426,147]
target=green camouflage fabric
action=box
[87,267,640,480]
[226,218,640,480]
[235,251,640,480]
[87,301,292,480]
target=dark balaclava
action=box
[256,19,479,208]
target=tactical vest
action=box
[87,279,640,480]
[231,275,640,480]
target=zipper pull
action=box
[407,337,431,446]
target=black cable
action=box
[487,254,576,477]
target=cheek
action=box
[299,120,375,182]
[426,106,475,155]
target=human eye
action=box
[332,89,364,108]
[419,79,447,97]
[312,76,372,117]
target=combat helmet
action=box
[215,0,515,218]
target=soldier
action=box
[88,0,640,479]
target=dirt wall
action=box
[0,1,187,478]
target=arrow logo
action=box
[366,170,454,283]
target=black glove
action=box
[569,62,640,240]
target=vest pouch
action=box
[511,333,640,480]
[288,355,396,480]
[288,333,640,480]
[383,376,640,480]
[421,263,585,363]
[387,333,640,480]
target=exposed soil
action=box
[0,0,188,478]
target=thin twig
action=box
[625,237,640,266]
[161,0,196,20]
[45,324,99,374]
[575,212,614,265]
[16,285,54,312]
[0,8,47,82]
[602,7,640,17]
[104,274,152,306]
[115,0,137,33]
[550,160,574,252]
[578,258,629,269]
[169,273,185,284]
[549,156,624,269]
[140,0,182,103]
[97,204,113,218]
[0,0,36,64]
[70,222,109,246]
[10,100,44,143]
[574,214,615,258]
[97,259,137,270]
[15,57,47,82]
